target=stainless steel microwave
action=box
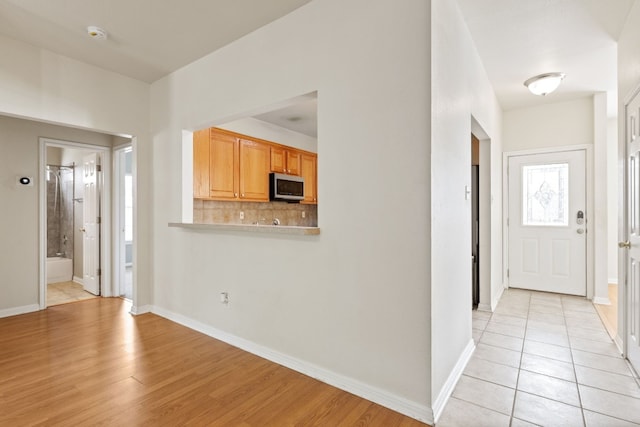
[269,173,304,202]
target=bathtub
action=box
[47,257,73,284]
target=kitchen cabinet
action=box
[300,153,317,204]
[193,127,314,204]
[238,138,270,201]
[270,146,301,176]
[193,129,210,199]
[193,128,269,201]
[209,129,239,200]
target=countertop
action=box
[168,222,320,235]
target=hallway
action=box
[439,289,640,426]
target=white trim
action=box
[608,278,618,285]
[503,145,594,298]
[130,304,152,315]
[113,144,132,299]
[151,305,433,425]
[0,304,40,319]
[593,296,611,305]
[73,276,84,285]
[432,339,475,423]
[39,138,112,307]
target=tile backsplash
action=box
[194,200,318,227]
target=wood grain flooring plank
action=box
[0,298,428,426]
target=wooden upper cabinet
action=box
[209,129,239,200]
[270,146,286,174]
[193,127,315,203]
[300,153,317,204]
[193,129,210,199]
[270,146,301,176]
[286,150,301,176]
[239,138,270,201]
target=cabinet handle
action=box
[241,193,245,197]
[234,193,238,197]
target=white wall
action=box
[0,116,112,312]
[151,0,432,420]
[503,97,594,152]
[431,0,503,415]
[0,34,151,312]
[218,117,317,153]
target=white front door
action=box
[508,150,587,295]
[623,90,640,373]
[82,153,100,295]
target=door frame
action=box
[113,143,132,298]
[38,138,112,309]
[503,145,594,299]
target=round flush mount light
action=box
[87,26,108,40]
[524,72,566,96]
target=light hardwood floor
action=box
[0,298,427,426]
[594,283,618,340]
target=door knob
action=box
[80,227,86,232]
[619,241,631,248]
[577,229,585,234]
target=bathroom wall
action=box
[45,163,75,260]
[193,200,317,227]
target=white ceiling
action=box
[1,0,632,127]
[456,0,635,116]
[0,0,312,83]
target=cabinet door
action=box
[286,150,302,176]
[301,153,317,204]
[270,146,286,173]
[239,139,270,201]
[210,129,239,200]
[193,129,210,199]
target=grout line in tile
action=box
[509,290,531,426]
[561,294,587,427]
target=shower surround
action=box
[46,165,75,260]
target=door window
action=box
[522,163,569,226]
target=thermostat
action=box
[17,176,33,186]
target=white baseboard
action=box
[73,276,84,286]
[0,304,40,319]
[593,296,611,305]
[477,303,492,312]
[151,305,433,425]
[491,285,506,311]
[608,278,618,285]
[432,339,475,423]
[130,304,153,315]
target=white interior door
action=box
[623,91,640,373]
[82,153,100,295]
[508,150,586,295]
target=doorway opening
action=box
[115,145,133,300]
[471,134,480,308]
[39,138,112,308]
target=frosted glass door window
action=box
[522,163,569,226]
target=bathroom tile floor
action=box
[438,288,640,427]
[47,281,98,306]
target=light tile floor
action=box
[438,289,640,426]
[47,281,98,306]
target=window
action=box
[522,163,569,226]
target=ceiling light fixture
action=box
[524,72,566,96]
[87,26,108,40]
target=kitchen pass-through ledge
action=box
[169,222,320,235]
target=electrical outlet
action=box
[301,211,305,218]
[240,211,244,220]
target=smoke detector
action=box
[87,26,108,40]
